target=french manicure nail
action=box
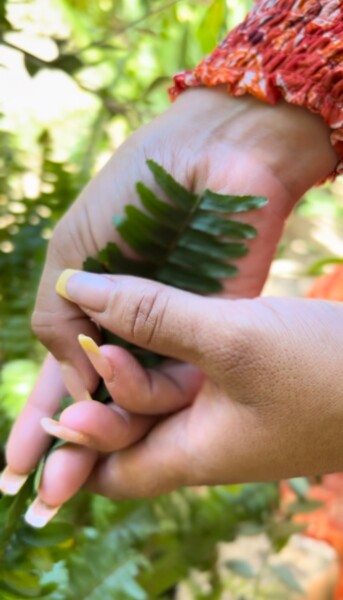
[40,417,95,449]
[78,334,113,380]
[55,270,113,311]
[55,269,81,300]
[25,497,61,528]
[0,466,29,495]
[61,363,93,403]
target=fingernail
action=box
[55,270,113,311]
[0,466,29,495]
[61,363,93,403]
[78,334,113,380]
[55,269,80,300]
[41,417,95,449]
[25,497,61,528]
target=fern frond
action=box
[87,159,267,296]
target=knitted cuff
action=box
[170,0,343,174]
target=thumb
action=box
[56,269,232,367]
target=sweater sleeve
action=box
[169,0,343,174]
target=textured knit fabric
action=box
[170,0,343,174]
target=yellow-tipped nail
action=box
[55,269,80,300]
[0,466,29,495]
[41,417,95,449]
[78,334,102,356]
[25,497,61,528]
[78,335,113,380]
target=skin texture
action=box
[5,87,338,507]
[58,272,343,499]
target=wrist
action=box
[173,88,338,200]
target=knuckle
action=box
[31,309,53,345]
[122,286,169,347]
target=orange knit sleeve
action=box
[169,0,343,175]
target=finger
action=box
[4,355,66,480]
[56,271,235,370]
[40,400,155,453]
[32,253,101,400]
[25,445,98,527]
[87,407,192,499]
[78,335,204,414]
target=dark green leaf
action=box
[136,182,186,230]
[158,264,222,293]
[24,55,43,77]
[50,54,83,74]
[168,247,238,278]
[83,256,107,274]
[192,212,257,239]
[178,230,248,259]
[147,160,197,210]
[98,242,153,277]
[201,190,268,213]
[123,205,175,246]
[114,220,166,262]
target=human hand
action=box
[48,271,343,499]
[2,88,337,516]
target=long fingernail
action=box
[78,334,113,380]
[0,466,29,495]
[55,270,112,311]
[25,497,61,528]
[61,363,93,403]
[40,417,95,449]
[55,269,80,300]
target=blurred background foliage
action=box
[0,0,342,598]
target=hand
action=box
[2,88,337,514]
[46,271,343,499]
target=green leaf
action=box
[50,54,83,74]
[83,257,107,274]
[114,220,167,262]
[225,559,255,578]
[306,257,343,276]
[197,0,226,53]
[19,522,74,548]
[158,264,222,293]
[201,190,268,213]
[192,212,257,239]
[136,182,185,230]
[168,247,238,278]
[271,564,304,594]
[0,571,42,598]
[147,160,197,210]
[23,55,45,77]
[122,206,175,246]
[288,477,309,499]
[178,230,248,259]
[98,242,153,277]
